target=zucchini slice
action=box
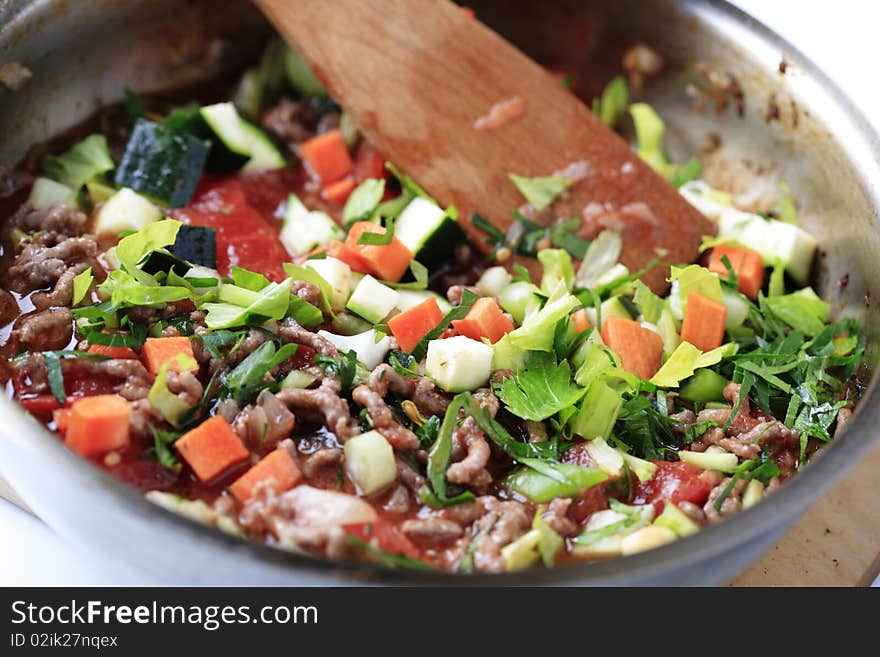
[200,102,286,173]
[394,196,465,270]
[114,119,209,208]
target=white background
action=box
[1,0,879,586]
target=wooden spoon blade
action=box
[255,0,714,292]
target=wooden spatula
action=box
[253,0,713,292]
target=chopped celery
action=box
[679,369,728,403]
[538,248,574,295]
[762,287,830,337]
[28,177,77,209]
[507,285,580,352]
[281,370,317,389]
[678,448,739,473]
[669,264,723,311]
[476,266,513,298]
[742,479,765,509]
[584,437,625,477]
[501,529,542,571]
[649,341,701,388]
[42,134,114,191]
[621,452,658,483]
[505,459,606,503]
[653,502,700,537]
[498,281,541,324]
[571,379,623,440]
[148,354,198,426]
[575,230,622,289]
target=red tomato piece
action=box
[630,460,714,512]
[19,395,61,415]
[343,519,421,559]
[173,176,289,280]
[570,485,610,525]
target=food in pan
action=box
[0,38,863,573]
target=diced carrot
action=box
[321,177,356,204]
[326,240,373,274]
[53,408,73,432]
[388,297,444,353]
[460,6,476,18]
[452,297,514,344]
[229,446,302,503]
[571,309,591,334]
[680,292,728,352]
[141,337,198,376]
[175,416,250,483]
[64,394,132,457]
[708,244,765,300]
[298,129,353,184]
[345,221,414,282]
[600,316,664,380]
[87,344,139,360]
[352,141,386,182]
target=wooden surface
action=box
[730,442,880,587]
[254,0,713,292]
[2,444,877,584]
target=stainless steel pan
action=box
[1,0,878,585]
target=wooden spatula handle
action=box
[256,0,713,292]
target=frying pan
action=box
[1,0,878,585]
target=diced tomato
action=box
[222,234,289,281]
[66,374,119,400]
[173,176,289,280]
[343,519,421,559]
[288,345,316,370]
[570,485,610,524]
[630,460,714,512]
[352,142,387,183]
[19,395,61,416]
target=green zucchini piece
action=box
[168,225,217,269]
[114,119,209,207]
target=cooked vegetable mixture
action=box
[0,37,864,573]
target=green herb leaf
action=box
[494,351,587,421]
[42,134,114,191]
[71,266,93,306]
[421,395,477,507]
[225,341,298,404]
[508,173,571,211]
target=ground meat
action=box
[290,280,322,306]
[124,300,197,328]
[695,382,763,435]
[395,457,425,493]
[835,407,853,436]
[6,234,97,295]
[446,417,492,491]
[670,409,696,434]
[237,485,354,560]
[0,288,18,326]
[402,518,463,545]
[368,363,413,398]
[352,384,419,451]
[316,111,340,135]
[277,382,357,440]
[704,477,747,523]
[469,497,532,573]
[446,285,478,305]
[541,498,577,537]
[13,202,88,237]
[261,98,316,146]
[128,399,160,443]
[300,447,343,484]
[163,370,203,407]
[12,308,73,351]
[677,501,706,524]
[31,262,89,310]
[232,390,296,447]
[278,318,338,358]
[412,377,452,416]
[382,484,412,515]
